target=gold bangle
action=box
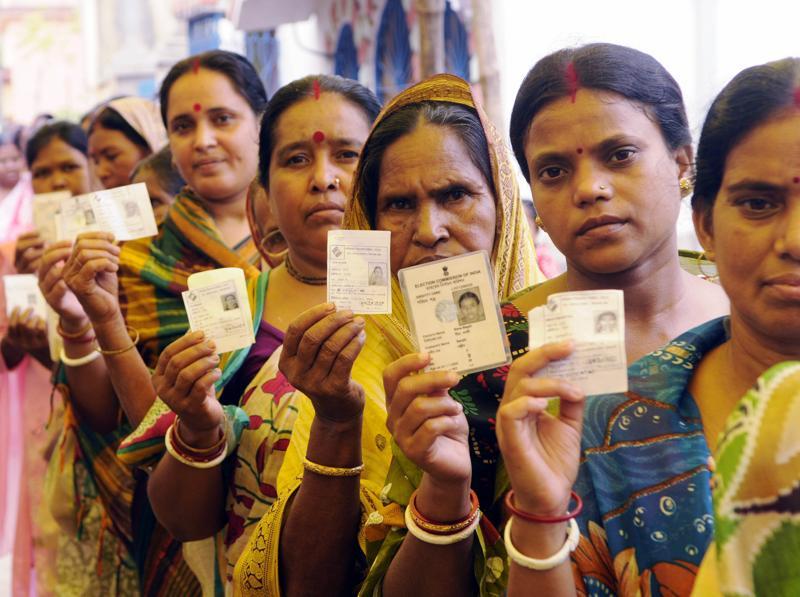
[302,457,364,477]
[408,489,481,534]
[57,319,92,339]
[173,417,226,456]
[97,325,140,356]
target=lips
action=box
[577,214,627,236]
[764,273,800,287]
[308,201,345,216]
[412,254,449,266]
[193,158,224,169]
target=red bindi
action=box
[793,176,800,184]
[312,130,325,143]
[192,58,200,74]
[576,148,583,154]
[313,79,321,100]
[193,103,202,112]
[565,62,579,104]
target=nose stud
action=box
[332,177,341,189]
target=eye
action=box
[444,187,468,201]
[213,113,233,126]
[62,164,79,173]
[337,149,360,161]
[32,169,49,179]
[171,120,192,134]
[383,197,414,211]
[736,197,780,217]
[609,147,636,163]
[537,166,566,182]
[286,154,310,166]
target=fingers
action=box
[390,394,464,439]
[74,231,117,245]
[294,309,355,367]
[155,331,206,376]
[38,243,72,278]
[310,316,365,378]
[383,352,431,407]
[160,340,218,398]
[502,376,585,429]
[188,368,222,403]
[325,328,367,387]
[282,303,336,357]
[386,370,460,431]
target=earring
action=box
[259,228,288,268]
[534,216,545,231]
[679,177,693,196]
[695,251,719,283]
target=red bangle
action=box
[504,490,583,524]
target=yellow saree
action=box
[233,73,543,595]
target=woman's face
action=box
[524,89,691,275]
[267,92,371,264]
[696,110,800,344]
[0,143,24,189]
[375,122,497,273]
[88,124,148,189]
[130,167,175,224]
[30,138,91,195]
[166,68,260,204]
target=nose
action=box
[412,200,449,247]
[572,161,612,207]
[309,154,339,193]
[776,200,800,260]
[193,119,216,150]
[50,170,67,191]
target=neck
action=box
[285,247,327,281]
[202,189,249,247]
[724,313,800,395]
[564,243,689,324]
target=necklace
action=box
[284,254,326,285]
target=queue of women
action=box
[0,41,797,597]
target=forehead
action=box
[33,138,84,165]
[88,126,133,147]
[378,122,486,190]
[166,68,251,119]
[272,93,371,147]
[723,110,800,182]
[0,144,20,157]
[526,89,661,148]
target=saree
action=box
[233,73,542,595]
[692,361,800,597]
[361,316,727,596]
[53,189,260,595]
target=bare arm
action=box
[146,331,227,540]
[277,303,367,596]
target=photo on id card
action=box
[398,251,510,376]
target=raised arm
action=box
[277,303,367,596]
[380,353,475,596]
[1,308,52,370]
[146,331,227,540]
[495,342,585,597]
[62,232,156,426]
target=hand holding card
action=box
[3,274,48,320]
[327,230,391,314]
[181,268,254,355]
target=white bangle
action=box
[504,516,580,571]
[404,501,482,545]
[59,346,101,368]
[164,422,228,469]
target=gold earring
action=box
[679,177,693,196]
[695,251,719,283]
[534,216,545,231]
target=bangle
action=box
[165,423,227,469]
[404,501,481,545]
[504,516,580,570]
[173,417,226,457]
[504,490,583,524]
[97,325,139,356]
[302,457,364,477]
[57,320,92,340]
[409,489,480,535]
[59,346,101,368]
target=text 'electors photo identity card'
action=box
[399,251,510,376]
[529,290,627,396]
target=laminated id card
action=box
[399,251,510,376]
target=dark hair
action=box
[131,146,186,197]
[359,101,492,227]
[159,50,268,126]
[258,74,381,187]
[510,43,691,181]
[26,121,88,167]
[693,58,800,220]
[458,291,480,306]
[89,105,151,152]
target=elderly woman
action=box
[498,57,800,596]
[232,73,542,595]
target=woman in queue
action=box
[232,73,542,595]
[499,56,800,597]
[113,75,380,594]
